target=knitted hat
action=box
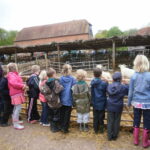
[112,72,122,82]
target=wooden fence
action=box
[50,59,110,72]
[21,76,135,128]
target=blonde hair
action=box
[76,69,87,81]
[62,64,72,76]
[7,63,18,72]
[133,55,149,72]
[31,65,40,73]
[39,70,47,81]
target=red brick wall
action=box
[15,34,90,46]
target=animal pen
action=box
[1,35,150,128]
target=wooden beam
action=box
[112,40,116,70]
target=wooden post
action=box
[15,49,17,64]
[112,41,116,70]
[44,52,48,69]
[57,44,61,72]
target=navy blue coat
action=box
[0,77,11,103]
[27,74,40,99]
[107,82,128,112]
[91,78,108,110]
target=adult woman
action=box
[128,55,150,148]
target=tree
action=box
[0,28,17,46]
[95,30,108,38]
[106,26,123,37]
[123,29,137,36]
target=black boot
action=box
[83,123,89,132]
[50,121,60,133]
[99,125,104,133]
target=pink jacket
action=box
[7,72,24,96]
[39,80,47,103]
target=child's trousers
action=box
[93,109,105,132]
[133,107,150,129]
[60,105,72,132]
[107,111,122,139]
[28,97,40,121]
[12,104,22,122]
[40,102,49,124]
[77,113,89,123]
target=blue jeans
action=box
[133,107,150,129]
[40,102,49,124]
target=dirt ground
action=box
[0,120,146,150]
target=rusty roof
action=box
[15,20,91,42]
[137,27,150,35]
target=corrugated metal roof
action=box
[15,20,91,42]
[1,35,150,54]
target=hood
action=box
[107,82,122,96]
[61,76,73,83]
[91,78,102,86]
[112,72,122,82]
[46,78,55,89]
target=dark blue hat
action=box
[112,72,122,81]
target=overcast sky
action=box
[0,0,150,34]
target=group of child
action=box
[0,54,150,148]
[0,62,128,139]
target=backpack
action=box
[40,79,63,109]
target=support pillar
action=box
[44,52,48,69]
[57,44,61,72]
[112,41,116,71]
[15,50,17,64]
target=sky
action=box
[0,0,150,34]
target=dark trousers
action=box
[28,97,40,121]
[107,111,122,139]
[60,105,72,131]
[49,108,61,130]
[40,102,49,124]
[0,98,13,124]
[133,107,150,129]
[93,109,105,132]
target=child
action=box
[107,72,128,141]
[7,63,27,130]
[27,65,40,123]
[72,69,90,132]
[39,70,49,126]
[60,64,76,133]
[0,68,13,127]
[91,68,108,134]
[41,68,63,132]
[128,55,150,148]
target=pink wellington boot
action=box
[142,129,150,148]
[133,127,139,145]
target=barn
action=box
[14,19,93,46]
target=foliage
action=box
[0,28,17,46]
[95,27,138,38]
[95,30,108,38]
[106,26,123,37]
[123,29,137,36]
